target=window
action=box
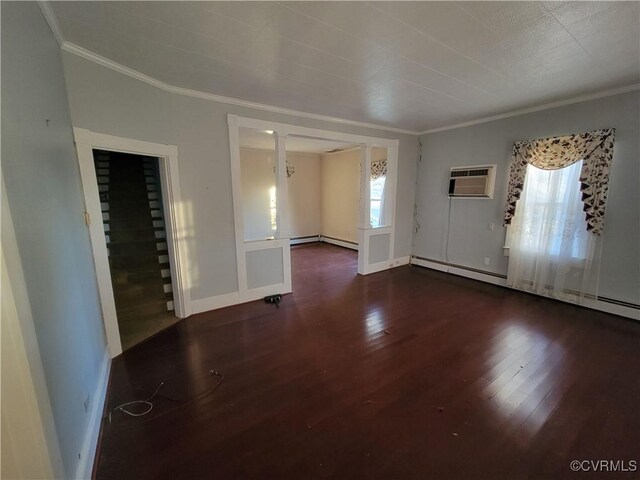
[370,176,386,227]
[509,160,588,261]
[506,159,598,301]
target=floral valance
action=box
[504,129,615,235]
[371,159,387,180]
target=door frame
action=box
[227,114,399,300]
[73,128,191,357]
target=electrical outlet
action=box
[84,394,90,414]
[484,257,490,266]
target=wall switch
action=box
[484,257,490,266]
[488,223,495,231]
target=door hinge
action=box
[83,212,91,226]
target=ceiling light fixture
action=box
[286,161,295,178]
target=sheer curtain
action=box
[507,160,598,302]
[370,159,387,227]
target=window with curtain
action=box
[370,175,386,227]
[507,161,596,301]
[509,161,588,259]
[370,158,387,227]
[503,129,615,303]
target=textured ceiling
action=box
[51,1,640,132]
[240,128,358,153]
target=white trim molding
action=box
[228,114,400,292]
[392,256,411,267]
[74,352,111,480]
[191,253,411,315]
[37,0,64,47]
[192,284,290,315]
[57,41,418,136]
[421,84,640,135]
[37,2,639,139]
[410,256,640,321]
[73,128,192,357]
[290,235,321,245]
[320,235,359,251]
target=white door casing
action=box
[227,115,400,297]
[73,128,191,358]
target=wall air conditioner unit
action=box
[448,164,496,198]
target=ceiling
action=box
[50,1,639,132]
[240,128,358,153]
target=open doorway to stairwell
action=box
[94,150,178,351]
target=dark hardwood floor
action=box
[96,243,640,480]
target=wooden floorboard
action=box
[95,243,640,479]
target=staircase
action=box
[94,150,178,351]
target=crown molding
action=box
[37,0,64,47]
[37,0,418,135]
[421,83,640,135]
[59,41,420,136]
[37,1,639,139]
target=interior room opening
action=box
[238,127,392,286]
[93,149,179,350]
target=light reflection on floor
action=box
[484,323,565,438]
[365,308,388,337]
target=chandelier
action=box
[286,161,295,178]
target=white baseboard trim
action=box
[191,255,410,315]
[392,256,411,267]
[410,257,449,273]
[74,350,111,480]
[410,256,639,321]
[447,266,507,288]
[290,235,320,245]
[191,283,292,315]
[319,235,359,251]
[365,261,389,274]
[581,297,640,321]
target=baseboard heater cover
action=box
[290,235,320,245]
[320,235,358,249]
[410,255,639,320]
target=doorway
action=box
[74,128,191,357]
[94,150,178,351]
[239,131,368,283]
[228,115,399,304]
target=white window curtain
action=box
[507,161,599,302]
[503,129,615,303]
[370,159,387,227]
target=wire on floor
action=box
[108,370,224,424]
[108,382,164,423]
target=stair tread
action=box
[116,300,171,318]
[109,250,168,260]
[96,153,172,319]
[112,283,168,295]
[112,270,168,283]
[106,227,160,234]
[115,293,173,309]
[110,263,169,276]
[110,252,168,264]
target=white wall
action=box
[1,186,64,480]
[321,149,361,244]
[61,52,419,302]
[415,91,640,306]
[240,148,323,241]
[287,151,323,238]
[1,2,107,476]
